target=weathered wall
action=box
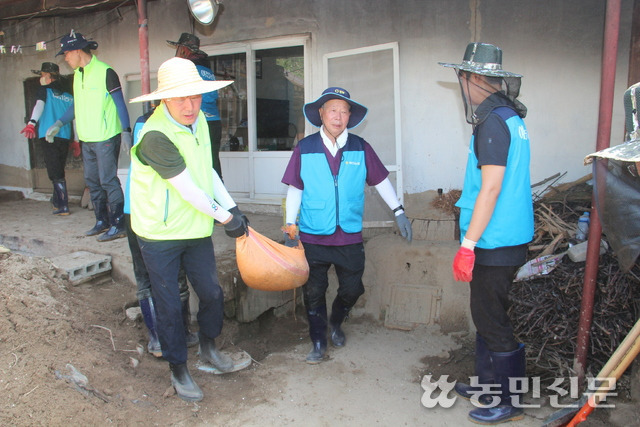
[0,0,633,195]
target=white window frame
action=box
[200,34,311,202]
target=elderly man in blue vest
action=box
[129,57,250,402]
[282,87,412,364]
[439,43,533,425]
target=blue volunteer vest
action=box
[38,88,74,140]
[299,133,367,235]
[196,65,220,121]
[455,108,534,249]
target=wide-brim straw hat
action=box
[439,42,522,78]
[303,87,368,129]
[130,57,232,103]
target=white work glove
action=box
[121,130,132,150]
[45,120,63,143]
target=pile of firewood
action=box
[509,174,640,383]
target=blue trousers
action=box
[301,242,365,310]
[82,134,124,206]
[125,214,188,301]
[138,236,224,364]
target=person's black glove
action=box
[228,206,249,232]
[224,215,247,238]
[225,206,249,238]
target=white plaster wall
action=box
[0,0,633,194]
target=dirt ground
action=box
[0,194,634,426]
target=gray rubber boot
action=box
[199,333,234,373]
[169,363,203,402]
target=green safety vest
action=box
[73,56,121,142]
[129,105,215,240]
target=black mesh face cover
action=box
[456,72,526,125]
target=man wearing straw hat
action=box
[129,57,250,402]
[439,43,533,424]
[281,87,412,364]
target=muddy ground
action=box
[0,195,634,426]
[0,250,469,426]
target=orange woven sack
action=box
[235,226,309,291]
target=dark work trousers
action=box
[125,214,189,301]
[207,120,222,180]
[82,133,124,207]
[301,242,366,310]
[40,137,70,182]
[137,236,224,365]
[469,264,519,352]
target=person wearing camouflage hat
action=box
[439,42,533,425]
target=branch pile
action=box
[509,175,640,383]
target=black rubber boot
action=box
[139,297,162,358]
[181,295,199,348]
[86,200,109,236]
[454,333,494,406]
[468,344,526,425]
[329,298,351,348]
[199,333,234,373]
[51,184,59,210]
[97,202,126,242]
[306,305,328,364]
[52,180,70,216]
[169,363,203,402]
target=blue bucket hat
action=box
[303,87,368,129]
[56,31,98,56]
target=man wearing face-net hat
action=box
[439,42,533,425]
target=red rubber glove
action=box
[70,141,81,158]
[452,247,475,282]
[20,123,36,139]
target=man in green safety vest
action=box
[47,30,132,242]
[129,57,250,402]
